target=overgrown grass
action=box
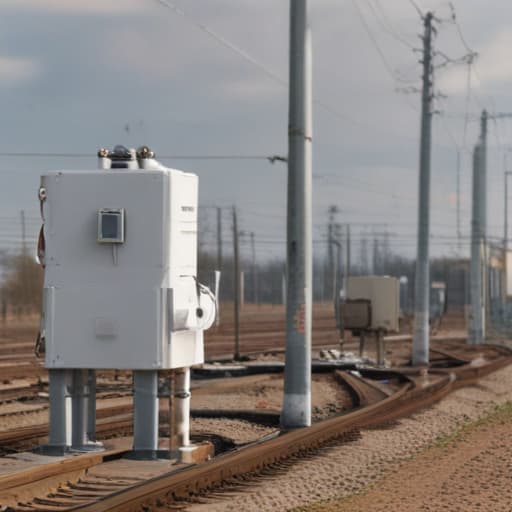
[433,401,512,449]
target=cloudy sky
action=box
[0,0,510,264]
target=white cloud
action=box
[2,0,142,14]
[222,76,284,101]
[101,28,182,80]
[439,28,512,95]
[476,29,512,84]
[0,56,40,85]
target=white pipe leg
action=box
[174,368,191,448]
[71,369,88,450]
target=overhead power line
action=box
[351,0,408,84]
[154,0,287,87]
[350,0,421,114]
[448,2,472,53]
[407,0,424,19]
[0,152,285,162]
[153,0,355,125]
[152,0,422,141]
[366,0,416,50]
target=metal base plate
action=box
[123,449,173,461]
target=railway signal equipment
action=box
[39,145,216,460]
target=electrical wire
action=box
[448,4,492,117]
[366,0,416,50]
[351,0,406,84]
[351,0,420,114]
[449,3,472,54]
[152,0,365,127]
[0,152,283,161]
[153,0,287,87]
[407,0,424,19]
[152,0,424,142]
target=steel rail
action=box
[3,349,511,511]
[69,356,511,512]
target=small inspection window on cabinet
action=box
[97,208,125,244]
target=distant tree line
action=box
[199,248,468,310]
[0,242,468,320]
[1,253,43,317]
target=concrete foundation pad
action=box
[179,442,214,464]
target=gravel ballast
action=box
[185,363,512,512]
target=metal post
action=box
[250,232,258,303]
[168,371,177,453]
[47,369,72,453]
[373,236,379,274]
[232,206,241,360]
[217,207,223,271]
[282,1,312,429]
[481,111,487,232]
[361,234,368,274]
[282,266,287,305]
[174,368,191,448]
[328,208,334,300]
[132,370,159,457]
[359,332,365,357]
[504,167,511,312]
[505,168,509,254]
[20,210,27,310]
[20,209,26,256]
[331,239,340,306]
[71,369,88,450]
[456,149,461,252]
[87,370,97,443]
[240,270,245,310]
[333,241,345,350]
[481,111,488,338]
[412,12,434,367]
[468,143,484,343]
[346,225,351,282]
[376,331,385,367]
[332,240,340,321]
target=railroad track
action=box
[1,344,510,512]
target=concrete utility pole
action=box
[505,166,511,254]
[328,214,333,292]
[331,239,344,348]
[346,224,351,283]
[456,150,462,252]
[327,205,338,299]
[282,0,312,429]
[480,110,488,239]
[217,207,223,271]
[468,110,488,344]
[232,206,241,359]
[20,209,28,307]
[412,12,434,367]
[481,111,489,333]
[382,231,390,273]
[372,236,379,274]
[504,162,512,306]
[360,233,369,274]
[468,143,485,343]
[20,209,26,256]
[250,232,258,303]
